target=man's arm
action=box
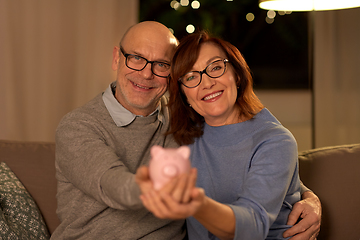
[56,111,143,210]
[283,191,321,239]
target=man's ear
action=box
[112,46,120,71]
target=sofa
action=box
[0,140,359,239]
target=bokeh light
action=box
[246,13,255,22]
[180,0,189,6]
[265,17,274,24]
[170,0,180,10]
[267,10,276,19]
[186,24,195,33]
[191,1,200,9]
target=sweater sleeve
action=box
[55,111,143,210]
[229,128,300,240]
[300,180,311,195]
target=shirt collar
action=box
[102,82,164,127]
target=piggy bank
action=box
[149,145,191,190]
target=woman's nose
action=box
[201,74,216,89]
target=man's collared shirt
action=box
[102,82,164,127]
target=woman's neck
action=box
[205,105,249,127]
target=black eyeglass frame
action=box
[178,59,229,88]
[119,46,171,78]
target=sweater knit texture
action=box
[51,93,184,240]
[186,108,301,240]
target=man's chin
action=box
[127,101,158,116]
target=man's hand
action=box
[140,185,205,220]
[159,168,198,203]
[135,165,154,195]
[136,166,197,202]
[137,168,204,220]
[283,191,321,239]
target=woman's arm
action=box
[192,196,236,240]
[140,186,236,240]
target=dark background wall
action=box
[140,0,309,89]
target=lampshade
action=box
[259,0,360,11]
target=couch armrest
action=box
[299,144,360,240]
[0,140,60,234]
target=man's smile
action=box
[131,80,153,90]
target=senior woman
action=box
[137,31,320,240]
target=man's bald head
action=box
[120,21,178,55]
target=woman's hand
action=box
[159,168,198,203]
[136,166,204,219]
[140,184,205,219]
[136,165,198,201]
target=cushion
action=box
[0,162,50,239]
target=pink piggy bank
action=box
[149,145,191,190]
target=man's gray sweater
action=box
[51,93,184,239]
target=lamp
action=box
[259,0,360,11]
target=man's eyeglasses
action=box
[120,47,171,78]
[178,59,229,88]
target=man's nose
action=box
[139,63,154,79]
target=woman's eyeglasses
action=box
[179,59,229,88]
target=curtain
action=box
[0,0,138,142]
[314,7,360,147]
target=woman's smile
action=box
[202,91,223,101]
